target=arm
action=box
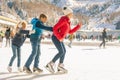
[69,23,82,34]
[35,21,53,31]
[19,30,29,34]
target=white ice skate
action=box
[7,66,12,73]
[57,64,68,74]
[45,62,55,74]
[18,67,22,72]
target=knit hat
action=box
[63,7,73,15]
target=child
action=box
[7,21,34,72]
[45,7,82,73]
[23,14,52,73]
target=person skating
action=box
[68,34,74,48]
[23,14,52,74]
[7,21,34,73]
[99,28,107,48]
[5,27,11,47]
[45,7,82,73]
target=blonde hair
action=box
[13,21,27,36]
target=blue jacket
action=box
[31,18,43,36]
[31,18,53,37]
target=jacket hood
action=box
[31,18,39,24]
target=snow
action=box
[0,42,120,80]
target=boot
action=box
[18,67,22,72]
[33,67,43,73]
[57,63,68,73]
[45,61,55,73]
[7,66,12,73]
[23,66,32,74]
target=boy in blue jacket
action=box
[23,14,52,73]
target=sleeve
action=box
[19,30,30,34]
[69,23,82,34]
[35,21,53,31]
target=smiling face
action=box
[41,17,47,23]
[67,13,73,19]
[39,14,47,23]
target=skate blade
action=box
[54,71,67,75]
[44,66,54,74]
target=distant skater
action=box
[99,28,107,48]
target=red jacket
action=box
[53,16,82,41]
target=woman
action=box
[45,7,82,73]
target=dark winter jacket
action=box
[102,31,107,39]
[12,29,29,47]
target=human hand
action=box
[29,30,35,34]
[78,21,82,26]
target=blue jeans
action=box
[8,44,21,67]
[52,35,66,63]
[25,35,41,68]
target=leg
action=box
[45,35,65,73]
[17,47,21,67]
[52,35,65,63]
[59,43,66,63]
[17,47,22,72]
[34,38,41,68]
[8,45,17,67]
[25,38,38,68]
[24,41,38,68]
[103,39,105,48]
[8,45,17,72]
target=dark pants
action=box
[6,38,10,47]
[52,35,66,63]
[25,35,41,68]
[100,38,105,47]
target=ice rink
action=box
[0,41,120,80]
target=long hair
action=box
[12,21,27,37]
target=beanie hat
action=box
[63,7,73,15]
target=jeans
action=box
[8,44,21,67]
[25,35,41,68]
[52,35,66,63]
[100,38,106,47]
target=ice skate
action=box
[33,67,43,73]
[45,62,55,73]
[57,64,68,74]
[23,66,32,74]
[7,66,12,73]
[18,67,22,72]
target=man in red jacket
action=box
[45,7,82,73]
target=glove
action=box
[29,30,35,34]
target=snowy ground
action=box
[0,42,120,80]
